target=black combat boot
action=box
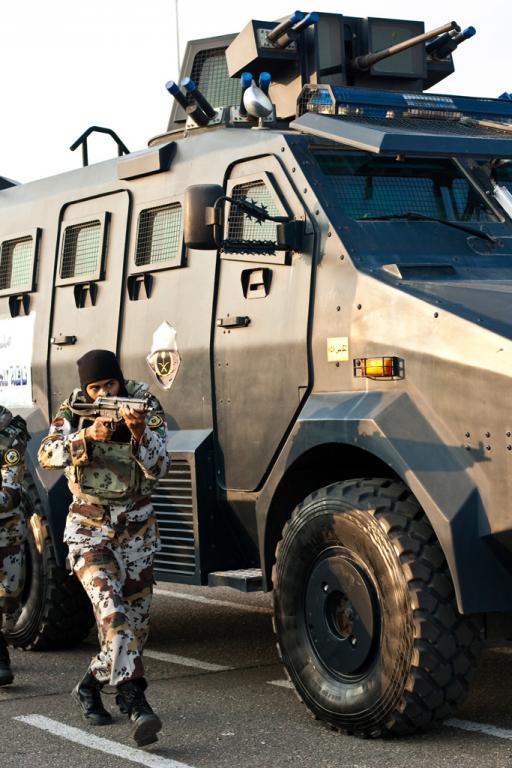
[71,670,113,725]
[116,678,162,746]
[0,632,14,686]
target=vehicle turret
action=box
[165,9,477,130]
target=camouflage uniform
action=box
[0,407,29,625]
[38,381,169,686]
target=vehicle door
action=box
[49,191,129,414]
[213,155,314,490]
[118,190,217,429]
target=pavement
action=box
[2,582,512,768]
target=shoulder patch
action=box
[148,414,164,429]
[3,448,22,466]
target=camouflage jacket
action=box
[0,406,28,518]
[38,381,170,511]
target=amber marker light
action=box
[353,356,404,380]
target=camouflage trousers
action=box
[0,508,26,622]
[65,502,159,686]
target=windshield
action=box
[312,151,500,223]
[493,160,512,193]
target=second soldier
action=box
[0,406,29,686]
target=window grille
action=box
[228,181,279,242]
[190,47,240,109]
[312,152,498,223]
[135,203,182,267]
[61,220,101,279]
[0,236,34,291]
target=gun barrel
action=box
[267,10,305,44]
[351,20,459,72]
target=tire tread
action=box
[272,478,482,738]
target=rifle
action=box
[69,396,153,430]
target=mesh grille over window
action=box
[61,220,101,279]
[228,181,279,242]
[0,236,33,291]
[190,47,240,109]
[312,152,498,223]
[135,203,182,267]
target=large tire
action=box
[4,478,94,650]
[272,478,482,737]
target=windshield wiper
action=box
[359,211,497,243]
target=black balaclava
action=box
[76,349,130,441]
[77,349,128,401]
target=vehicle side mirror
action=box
[184,184,224,249]
[276,220,305,252]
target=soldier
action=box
[0,406,29,686]
[38,350,170,747]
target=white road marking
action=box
[446,718,512,741]
[153,588,272,614]
[14,715,194,768]
[268,679,294,689]
[144,649,232,672]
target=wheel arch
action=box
[257,392,511,614]
[261,441,398,591]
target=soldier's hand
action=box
[119,405,146,443]
[85,417,114,442]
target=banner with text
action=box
[0,314,35,407]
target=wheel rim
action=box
[304,547,381,678]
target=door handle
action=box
[51,335,77,346]
[242,267,272,299]
[217,316,251,328]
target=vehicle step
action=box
[208,568,263,592]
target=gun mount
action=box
[165,10,478,129]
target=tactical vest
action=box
[65,436,156,504]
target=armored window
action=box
[135,203,183,267]
[0,231,39,295]
[312,151,499,223]
[60,219,103,280]
[228,181,280,243]
[189,47,240,109]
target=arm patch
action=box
[3,448,22,466]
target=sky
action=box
[0,0,510,184]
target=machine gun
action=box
[69,396,153,430]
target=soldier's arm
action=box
[130,397,170,481]
[0,441,25,517]
[37,402,89,470]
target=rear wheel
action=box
[272,478,482,737]
[4,477,94,650]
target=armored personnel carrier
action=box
[2,8,512,737]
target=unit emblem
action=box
[146,321,181,390]
[4,448,21,466]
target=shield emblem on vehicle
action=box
[146,322,181,390]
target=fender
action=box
[257,391,510,614]
[16,406,70,565]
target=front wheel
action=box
[272,478,482,737]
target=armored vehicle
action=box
[2,8,512,738]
